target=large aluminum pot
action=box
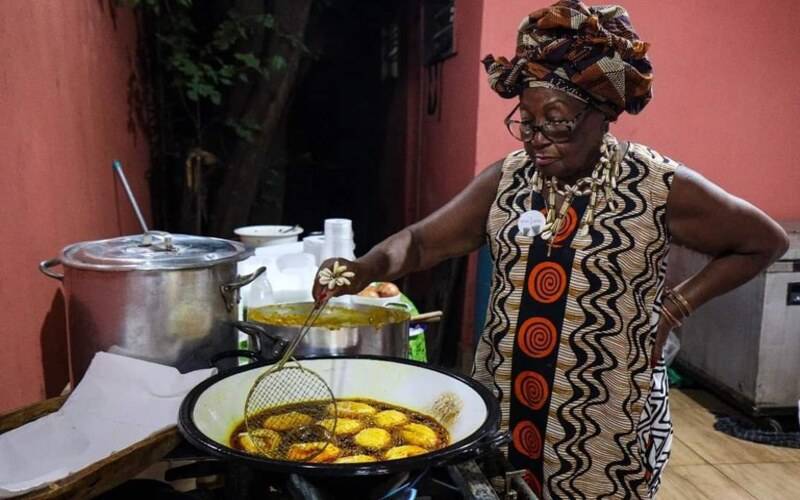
[245,302,411,359]
[39,231,264,382]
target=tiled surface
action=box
[659,388,800,499]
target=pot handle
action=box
[444,429,510,465]
[209,349,265,368]
[230,320,288,363]
[220,266,266,312]
[477,429,511,452]
[39,258,64,281]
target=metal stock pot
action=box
[39,231,264,382]
[246,302,412,359]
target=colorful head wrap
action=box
[483,0,653,117]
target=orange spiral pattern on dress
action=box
[541,206,578,244]
[513,420,543,459]
[523,469,543,496]
[527,261,567,303]
[514,371,549,410]
[517,317,557,358]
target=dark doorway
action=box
[281,0,413,253]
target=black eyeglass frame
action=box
[504,102,593,143]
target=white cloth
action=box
[0,352,213,498]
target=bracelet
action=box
[665,289,693,317]
[663,294,689,320]
[660,303,683,329]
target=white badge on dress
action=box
[517,210,546,237]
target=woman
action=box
[313,1,789,498]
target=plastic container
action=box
[234,225,303,248]
[243,273,274,320]
[409,326,427,362]
[302,234,326,265]
[320,219,355,261]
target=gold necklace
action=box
[530,134,622,256]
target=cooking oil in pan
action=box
[230,398,449,463]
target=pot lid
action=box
[61,231,248,271]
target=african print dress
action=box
[472,141,676,499]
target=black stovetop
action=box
[95,444,537,500]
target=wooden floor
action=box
[659,388,800,499]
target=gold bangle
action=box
[664,294,689,319]
[667,289,693,317]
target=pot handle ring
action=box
[209,349,264,368]
[220,266,266,312]
[230,320,288,363]
[39,258,64,281]
[443,429,510,465]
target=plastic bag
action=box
[662,330,681,366]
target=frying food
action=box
[329,400,377,418]
[319,417,364,436]
[385,445,428,460]
[238,429,281,454]
[287,442,341,462]
[334,454,378,464]
[400,423,439,449]
[354,428,392,450]
[374,409,408,428]
[230,398,448,463]
[262,411,313,431]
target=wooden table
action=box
[0,396,182,499]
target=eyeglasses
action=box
[504,102,591,143]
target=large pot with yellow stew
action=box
[39,231,264,382]
[246,302,411,359]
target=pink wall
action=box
[405,1,485,353]
[476,0,800,221]
[415,1,485,219]
[0,2,149,412]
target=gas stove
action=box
[95,444,537,500]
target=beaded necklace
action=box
[529,134,623,256]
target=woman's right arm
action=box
[313,159,504,299]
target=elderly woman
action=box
[313,1,789,498]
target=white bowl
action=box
[234,225,303,248]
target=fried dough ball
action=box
[334,454,378,464]
[384,445,427,460]
[374,409,409,428]
[286,442,341,463]
[354,427,393,450]
[400,423,438,449]
[327,401,377,418]
[318,417,364,436]
[262,411,314,432]
[237,428,282,455]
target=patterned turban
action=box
[483,0,653,117]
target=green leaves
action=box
[234,52,260,70]
[225,118,262,143]
[126,1,288,115]
[269,55,287,72]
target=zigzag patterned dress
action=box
[472,141,675,499]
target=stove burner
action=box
[97,446,537,500]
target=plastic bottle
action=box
[243,272,274,321]
[320,218,356,261]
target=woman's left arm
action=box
[650,166,789,366]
